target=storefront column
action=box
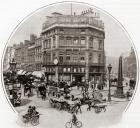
[55,35,59,48]
[70,73,73,83]
[85,52,89,83]
[86,36,90,49]
[51,36,53,49]
[55,66,59,82]
[85,36,90,83]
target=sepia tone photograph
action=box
[2,1,138,128]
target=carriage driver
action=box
[72,112,78,125]
[32,106,39,118]
[23,106,33,119]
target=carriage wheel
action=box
[57,103,61,110]
[56,102,60,109]
[49,99,54,107]
[76,121,82,128]
[31,117,39,126]
[65,122,72,128]
[22,117,29,124]
[95,107,101,113]
[53,102,56,108]
[59,103,62,110]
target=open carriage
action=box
[22,113,40,126]
[48,86,75,112]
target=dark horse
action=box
[129,79,136,90]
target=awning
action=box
[17,70,24,75]
[32,71,45,78]
[25,72,32,76]
[21,71,27,75]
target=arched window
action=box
[59,36,65,46]
[66,37,72,45]
[81,37,86,45]
[73,37,79,45]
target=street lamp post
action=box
[9,58,17,82]
[9,59,17,73]
[53,58,58,82]
[9,58,17,105]
[108,64,112,101]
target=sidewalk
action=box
[110,97,128,102]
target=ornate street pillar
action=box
[114,56,125,98]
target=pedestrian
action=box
[76,99,82,114]
[27,90,30,98]
[87,100,92,111]
[126,89,131,100]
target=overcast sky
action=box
[9,2,132,57]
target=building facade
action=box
[35,37,43,71]
[41,9,105,83]
[3,46,15,71]
[123,48,137,79]
[14,41,30,70]
[26,34,37,72]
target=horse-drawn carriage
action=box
[6,82,21,107]
[85,90,107,113]
[47,85,107,114]
[47,86,76,112]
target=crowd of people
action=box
[3,70,136,110]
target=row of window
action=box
[35,55,42,62]
[59,55,86,62]
[42,28,104,39]
[59,28,86,34]
[43,36,103,50]
[46,67,85,73]
[59,36,86,46]
[43,53,103,64]
[46,67,103,73]
[35,64,42,71]
[35,39,42,46]
[35,47,41,54]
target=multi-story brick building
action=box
[14,34,36,71]
[123,48,137,79]
[3,46,15,71]
[35,37,43,71]
[14,40,30,70]
[41,9,105,83]
[26,34,37,72]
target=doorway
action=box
[73,74,83,83]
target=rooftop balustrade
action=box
[42,15,104,31]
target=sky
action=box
[9,2,132,57]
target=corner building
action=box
[41,11,105,83]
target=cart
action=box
[93,103,107,113]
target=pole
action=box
[71,3,72,15]
[55,65,58,82]
[108,72,111,101]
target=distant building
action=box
[35,37,43,71]
[26,34,37,72]
[106,56,119,75]
[14,34,37,71]
[41,9,105,83]
[3,46,15,71]
[123,48,137,79]
[14,41,30,70]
